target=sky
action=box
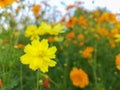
[44,0,120,15]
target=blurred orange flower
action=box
[43,78,50,89]
[77,34,85,41]
[47,37,56,42]
[77,16,87,26]
[32,4,41,16]
[66,5,75,10]
[0,0,17,8]
[79,41,84,46]
[66,32,75,39]
[110,28,120,37]
[66,17,76,28]
[82,47,94,59]
[0,79,2,88]
[70,67,89,88]
[115,54,120,70]
[97,28,110,37]
[109,40,116,48]
[17,44,24,49]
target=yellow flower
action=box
[114,34,120,42]
[38,22,51,35]
[25,25,40,40]
[38,22,64,35]
[49,23,64,35]
[70,67,89,88]
[20,39,57,73]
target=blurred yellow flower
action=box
[25,25,40,40]
[38,22,51,35]
[49,23,64,35]
[114,34,120,42]
[70,67,89,88]
[38,22,64,35]
[20,39,57,73]
[115,54,120,70]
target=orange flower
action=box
[79,41,84,46]
[43,78,50,89]
[47,37,56,42]
[115,54,120,70]
[17,44,24,49]
[97,28,110,37]
[60,16,66,24]
[110,28,120,37]
[14,44,24,49]
[109,40,116,48]
[77,34,85,41]
[32,4,41,16]
[70,67,89,88]
[82,47,94,59]
[0,0,17,8]
[66,32,75,39]
[66,17,76,28]
[66,5,75,10]
[77,16,87,26]
[0,79,2,88]
[107,13,117,23]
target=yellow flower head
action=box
[70,67,89,88]
[20,39,57,73]
[25,25,40,40]
[114,34,120,42]
[38,22,51,35]
[49,23,65,35]
[38,22,65,35]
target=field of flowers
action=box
[1,0,120,90]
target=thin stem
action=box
[20,65,23,90]
[36,70,40,90]
[93,42,98,89]
[49,78,58,88]
[2,64,6,83]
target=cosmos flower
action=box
[0,79,2,88]
[0,0,17,8]
[20,39,57,73]
[115,54,120,70]
[25,25,40,40]
[114,34,120,42]
[32,4,41,16]
[38,22,64,35]
[82,47,94,59]
[70,67,89,88]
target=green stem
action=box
[20,65,23,90]
[91,43,98,89]
[2,64,6,83]
[49,77,58,88]
[36,70,40,90]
